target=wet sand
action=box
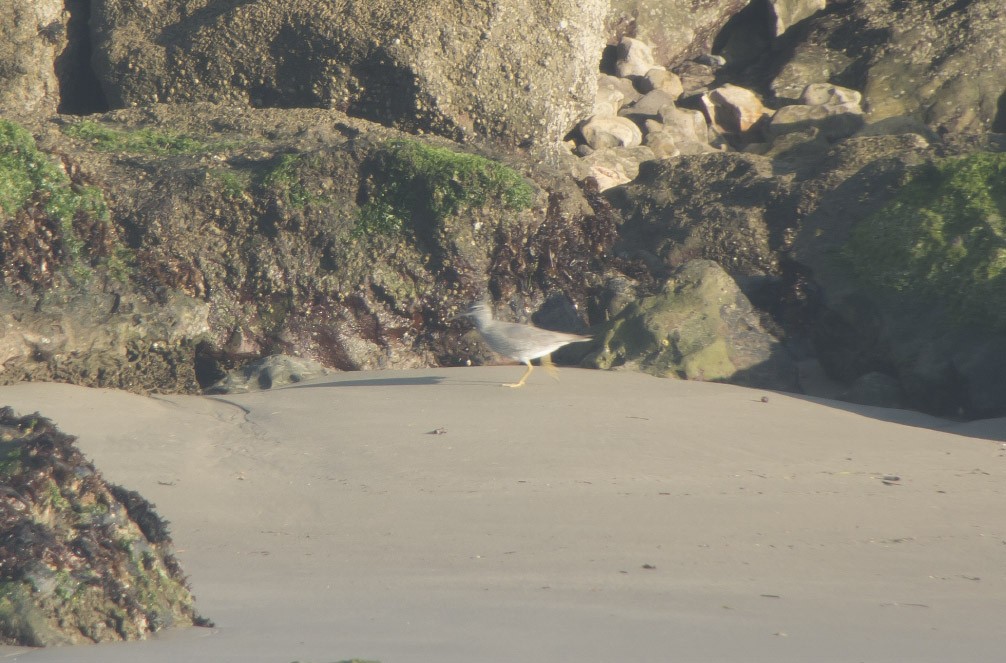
[1,367,1003,662]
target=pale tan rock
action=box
[620,89,679,118]
[702,84,773,136]
[644,131,680,158]
[638,68,683,98]
[766,0,826,36]
[580,114,644,149]
[570,145,655,191]
[658,105,713,153]
[593,85,625,117]
[800,83,862,107]
[615,36,656,78]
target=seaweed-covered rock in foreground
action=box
[0,408,201,647]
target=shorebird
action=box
[454,302,593,388]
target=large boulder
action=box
[89,0,608,148]
[0,0,64,117]
[0,408,201,646]
[583,259,798,390]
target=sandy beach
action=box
[0,367,1003,662]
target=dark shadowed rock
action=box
[792,135,1006,417]
[609,152,792,283]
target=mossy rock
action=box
[0,408,203,646]
[0,119,127,289]
[583,260,797,389]
[844,151,1006,332]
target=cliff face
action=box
[1,0,1004,416]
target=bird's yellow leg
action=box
[540,354,559,381]
[504,361,533,388]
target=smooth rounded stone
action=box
[598,73,641,106]
[205,354,331,394]
[658,104,712,151]
[579,114,644,149]
[637,68,683,98]
[767,0,826,37]
[703,84,774,136]
[615,36,656,78]
[620,88,679,118]
[770,43,848,102]
[570,145,655,191]
[672,60,718,94]
[768,102,864,140]
[644,131,680,158]
[593,84,625,116]
[801,83,862,107]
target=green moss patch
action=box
[261,153,313,208]
[845,152,1006,330]
[62,119,232,156]
[0,120,114,279]
[354,139,534,237]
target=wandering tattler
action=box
[455,302,592,388]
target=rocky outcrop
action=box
[606,0,748,67]
[769,0,1006,134]
[0,408,201,646]
[610,152,790,282]
[792,135,1006,417]
[1,106,621,390]
[0,0,64,117]
[89,0,607,148]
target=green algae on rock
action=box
[583,260,797,390]
[0,119,127,288]
[355,139,535,238]
[844,152,1006,332]
[61,119,235,156]
[0,407,202,647]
